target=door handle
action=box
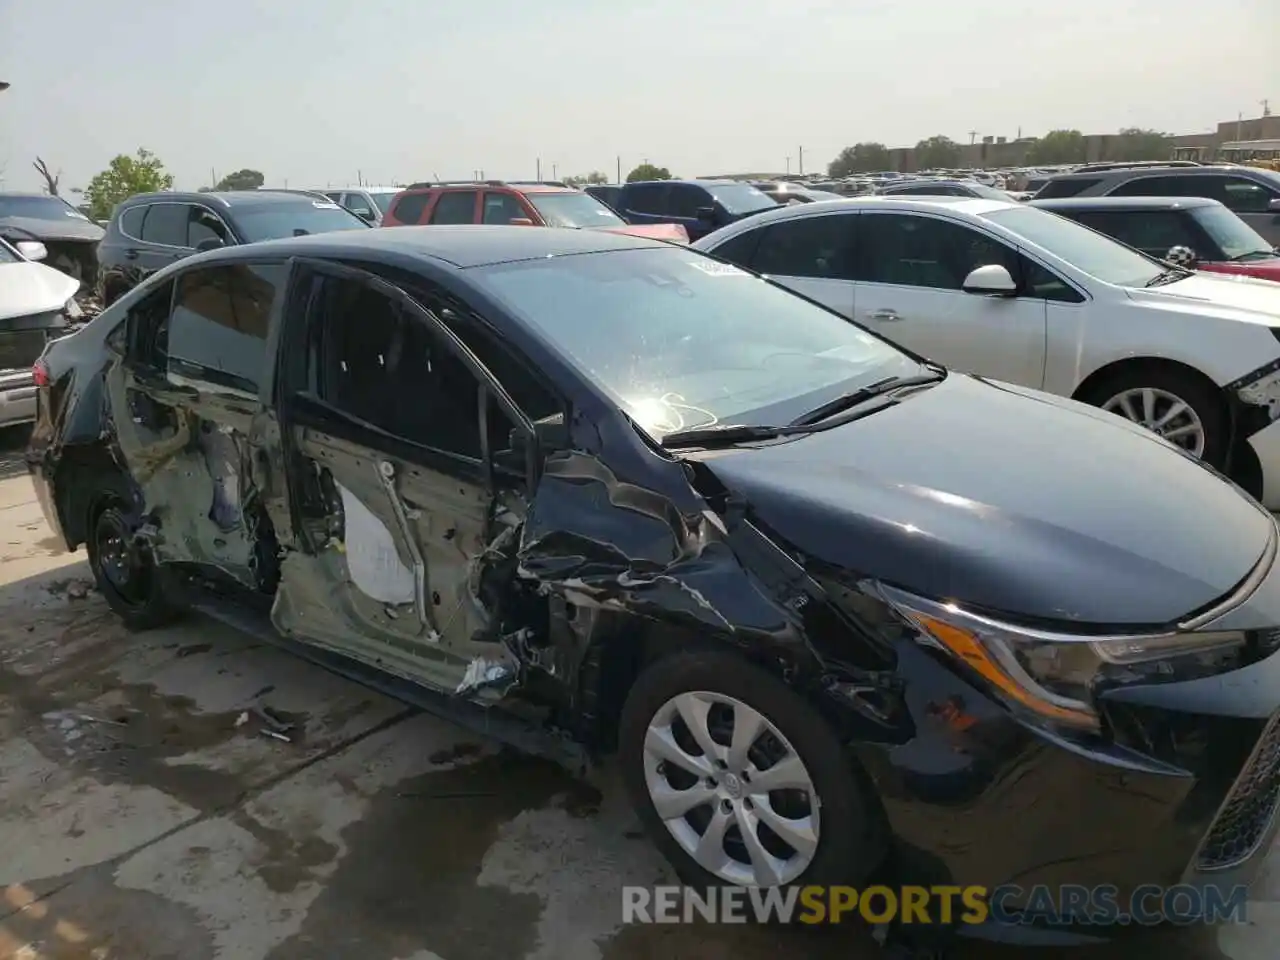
[124,249,139,260]
[867,308,902,322]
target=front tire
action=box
[1081,366,1227,468]
[85,477,182,630]
[618,650,882,891]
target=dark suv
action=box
[616,179,776,240]
[97,190,369,306]
[1033,164,1280,245]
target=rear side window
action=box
[390,192,431,225]
[667,184,708,218]
[753,214,856,280]
[1034,177,1101,199]
[168,263,286,395]
[623,183,667,215]
[140,204,191,247]
[431,191,478,224]
[1108,176,1186,198]
[119,205,148,240]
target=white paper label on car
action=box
[312,201,340,209]
[685,260,749,277]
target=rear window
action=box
[0,195,90,222]
[528,192,624,228]
[707,183,775,215]
[231,199,368,242]
[1034,178,1102,199]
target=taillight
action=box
[32,360,49,387]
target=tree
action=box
[213,168,265,191]
[626,163,672,183]
[1026,130,1087,165]
[32,156,60,195]
[565,171,609,186]
[828,142,891,177]
[914,135,962,170]
[82,148,174,220]
[1109,128,1173,162]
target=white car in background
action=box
[693,196,1280,507]
[0,236,80,426]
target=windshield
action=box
[232,199,369,242]
[370,192,398,214]
[528,192,624,228]
[707,183,776,215]
[981,206,1164,287]
[1191,204,1274,260]
[0,195,89,222]
[475,247,917,439]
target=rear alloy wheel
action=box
[619,650,882,891]
[86,485,182,630]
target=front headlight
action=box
[880,584,1245,732]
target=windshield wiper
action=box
[788,371,946,427]
[1227,250,1277,262]
[661,423,784,448]
[1145,266,1191,287]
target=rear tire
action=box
[618,649,883,892]
[1080,366,1228,469]
[84,475,182,630]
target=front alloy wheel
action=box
[643,690,820,886]
[1101,386,1206,458]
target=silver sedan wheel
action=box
[1102,387,1206,458]
[641,690,820,886]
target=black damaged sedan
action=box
[26,226,1280,945]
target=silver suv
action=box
[1034,164,1280,245]
[320,187,401,225]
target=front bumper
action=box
[1246,416,1280,509]
[854,551,1280,939]
[0,368,37,427]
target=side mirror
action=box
[1268,198,1280,213]
[16,240,47,261]
[508,218,535,226]
[1164,245,1197,267]
[961,264,1018,296]
[195,237,225,253]
[497,414,567,474]
[695,206,717,222]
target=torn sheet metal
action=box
[201,424,243,531]
[336,481,416,604]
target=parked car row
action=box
[24,213,1280,950]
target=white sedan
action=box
[693,196,1280,508]
[0,236,81,426]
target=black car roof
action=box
[190,224,668,269]
[1052,164,1256,181]
[1031,196,1217,211]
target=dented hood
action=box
[593,223,690,243]
[691,374,1273,628]
[0,260,78,321]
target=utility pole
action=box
[1262,99,1272,117]
[616,155,621,183]
[552,163,557,181]
[536,158,541,179]
[785,156,790,175]
[968,130,978,145]
[798,146,803,175]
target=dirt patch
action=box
[265,749,601,960]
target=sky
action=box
[1,0,1277,193]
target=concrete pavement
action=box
[0,439,1272,960]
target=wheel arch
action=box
[55,444,137,549]
[1070,355,1227,407]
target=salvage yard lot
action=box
[0,434,1272,960]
